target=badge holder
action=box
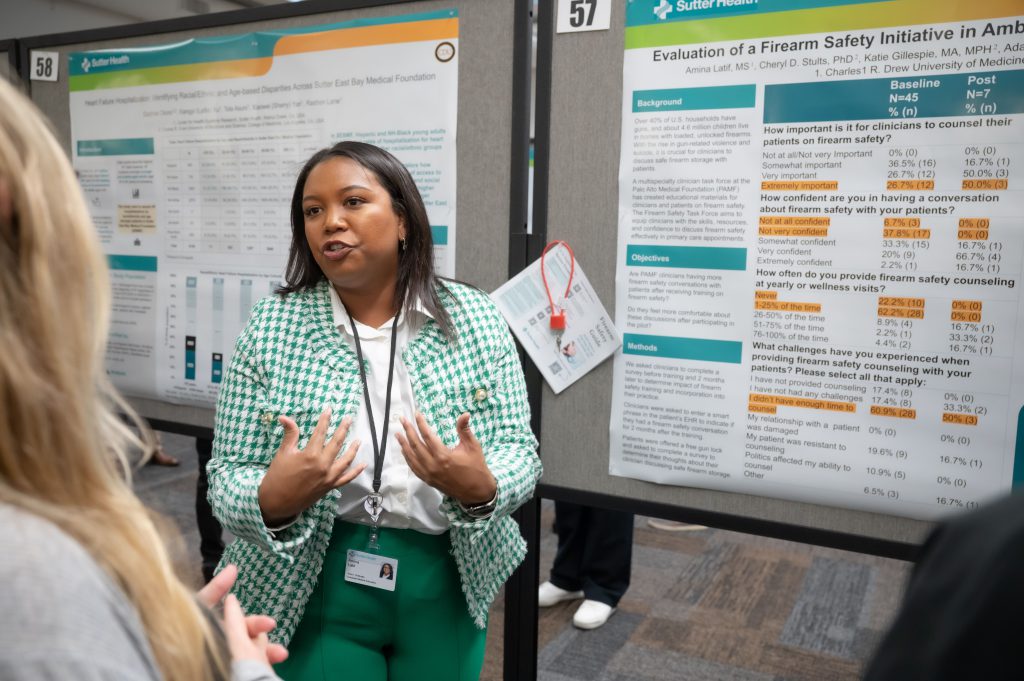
[540,240,576,349]
[347,491,396,591]
[364,493,383,551]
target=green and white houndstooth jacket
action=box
[208,278,541,644]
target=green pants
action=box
[274,522,487,681]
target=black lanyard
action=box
[345,305,401,502]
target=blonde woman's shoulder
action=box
[0,503,162,680]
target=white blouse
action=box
[328,285,448,534]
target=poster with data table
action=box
[611,0,1024,520]
[69,10,459,407]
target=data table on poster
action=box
[611,0,1024,520]
[161,136,301,256]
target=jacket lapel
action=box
[299,280,359,375]
[404,282,457,372]
[405,316,449,374]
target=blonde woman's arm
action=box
[0,506,162,681]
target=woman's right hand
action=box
[223,593,284,667]
[257,410,365,527]
[201,565,288,667]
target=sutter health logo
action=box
[655,0,760,17]
[80,55,130,73]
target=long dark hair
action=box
[278,141,453,339]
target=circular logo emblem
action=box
[435,41,455,63]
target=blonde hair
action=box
[0,78,228,681]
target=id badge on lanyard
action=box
[344,548,398,591]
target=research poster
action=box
[70,10,459,407]
[611,0,1024,520]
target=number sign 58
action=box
[31,51,59,82]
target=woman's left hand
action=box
[397,412,497,505]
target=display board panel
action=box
[532,0,1024,549]
[22,0,530,432]
[1,40,15,82]
[610,1,1024,523]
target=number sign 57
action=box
[557,0,611,33]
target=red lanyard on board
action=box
[540,240,576,331]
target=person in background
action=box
[208,141,541,680]
[862,491,1024,681]
[0,77,283,681]
[148,432,181,466]
[196,436,226,582]
[538,502,633,629]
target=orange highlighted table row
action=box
[878,297,925,308]
[962,179,1007,190]
[761,180,839,191]
[883,228,931,239]
[887,180,934,190]
[869,405,916,419]
[950,299,983,322]
[754,301,822,313]
[879,296,925,319]
[878,306,925,319]
[759,216,831,226]
[759,226,830,237]
[884,218,921,228]
[749,393,856,413]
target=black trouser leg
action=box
[195,437,224,583]
[550,501,634,607]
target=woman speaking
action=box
[208,141,541,680]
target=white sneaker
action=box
[572,599,615,630]
[537,581,584,607]
[647,518,707,532]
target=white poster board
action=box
[69,10,459,407]
[610,0,1024,520]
